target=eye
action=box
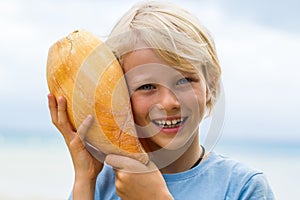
[137,84,156,91]
[176,77,192,85]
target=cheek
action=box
[178,89,204,105]
[130,95,151,123]
[194,91,208,119]
[177,88,207,116]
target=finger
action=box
[105,154,157,173]
[77,115,93,141]
[69,116,94,154]
[57,96,73,130]
[56,96,75,143]
[48,94,58,124]
[85,141,107,162]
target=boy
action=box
[48,1,275,199]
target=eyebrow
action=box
[126,73,154,82]
[126,74,155,89]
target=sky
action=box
[0,0,299,143]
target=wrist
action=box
[74,169,99,182]
[74,175,97,186]
[73,178,97,200]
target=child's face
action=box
[123,49,210,151]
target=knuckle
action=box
[80,122,87,130]
[57,119,63,126]
[57,107,65,112]
[69,138,78,148]
[58,117,67,125]
[57,120,66,130]
[116,171,125,179]
[115,179,121,190]
[115,179,124,192]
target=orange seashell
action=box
[46,29,149,164]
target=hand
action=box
[105,155,174,200]
[47,94,103,183]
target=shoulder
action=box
[204,152,262,179]
[207,152,275,199]
[212,152,260,176]
[206,152,266,185]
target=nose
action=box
[158,87,180,111]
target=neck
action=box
[160,134,201,174]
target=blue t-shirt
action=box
[70,152,275,199]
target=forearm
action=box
[72,177,97,200]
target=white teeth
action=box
[153,118,184,127]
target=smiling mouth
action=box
[152,117,187,128]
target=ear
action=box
[204,86,212,118]
[205,84,211,105]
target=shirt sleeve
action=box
[239,173,276,200]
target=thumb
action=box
[77,115,94,141]
[105,154,157,173]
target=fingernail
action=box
[58,96,63,101]
[87,114,93,121]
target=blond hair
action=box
[106,1,221,112]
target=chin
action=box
[155,135,193,151]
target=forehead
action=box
[122,48,200,75]
[123,48,168,73]
[122,49,203,87]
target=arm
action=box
[48,94,103,200]
[105,154,174,200]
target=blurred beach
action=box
[0,131,73,200]
[0,130,299,200]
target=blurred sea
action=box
[0,129,299,200]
